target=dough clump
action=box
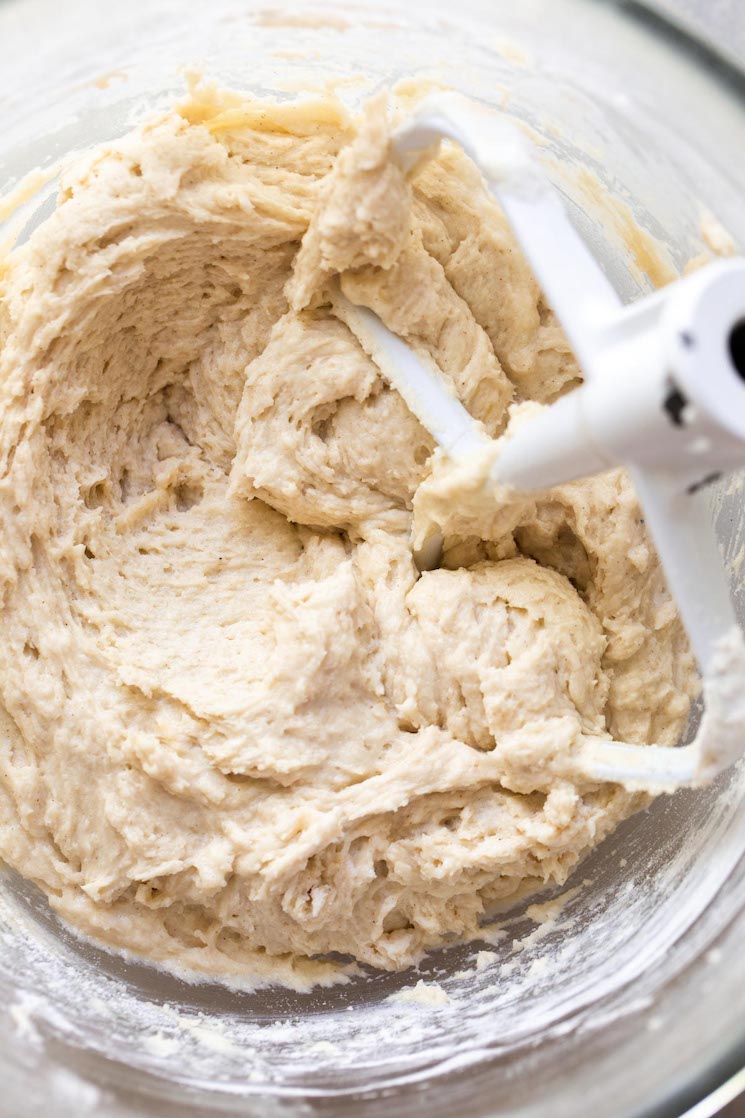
[0,84,696,985]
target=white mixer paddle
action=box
[339,93,745,792]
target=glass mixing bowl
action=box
[0,0,744,1114]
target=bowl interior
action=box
[1,2,745,1116]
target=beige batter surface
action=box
[0,82,697,987]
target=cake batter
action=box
[0,83,696,985]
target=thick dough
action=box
[0,84,696,985]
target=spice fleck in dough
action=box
[0,84,696,986]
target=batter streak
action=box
[0,83,696,985]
